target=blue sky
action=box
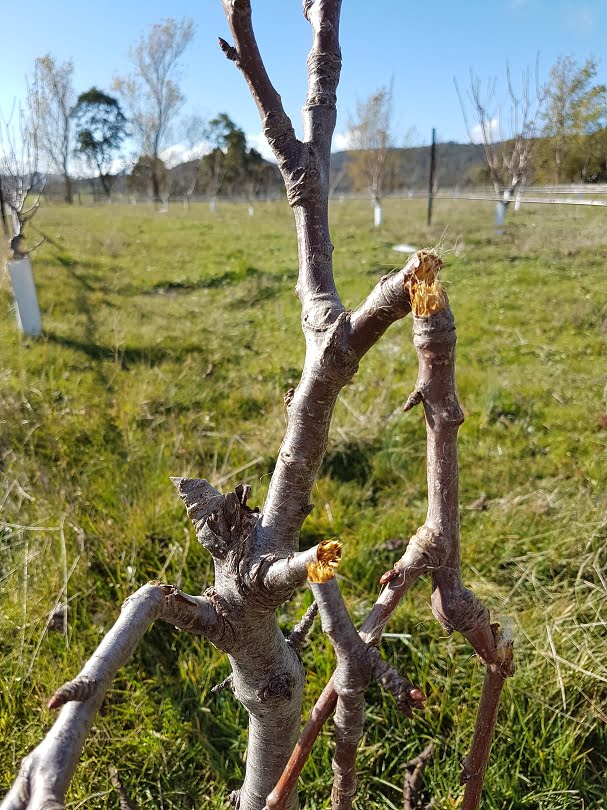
[2,0,606,159]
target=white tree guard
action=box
[8,258,42,337]
[374,202,383,227]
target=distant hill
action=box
[330,142,487,192]
[37,142,485,200]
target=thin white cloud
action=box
[332,132,352,151]
[246,132,276,163]
[469,116,500,144]
[160,140,210,168]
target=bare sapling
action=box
[2,3,514,810]
[456,60,544,230]
[347,82,394,227]
[1,100,45,337]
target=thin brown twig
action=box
[403,743,435,810]
[461,628,514,810]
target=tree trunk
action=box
[64,173,73,205]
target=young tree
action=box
[0,103,44,257]
[456,63,544,228]
[30,54,74,204]
[1,99,45,338]
[542,56,607,183]
[2,4,514,810]
[176,113,208,207]
[114,18,195,204]
[347,83,394,226]
[72,88,127,199]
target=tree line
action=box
[1,18,282,208]
[2,19,606,220]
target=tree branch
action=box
[347,254,416,359]
[260,539,341,594]
[267,253,515,804]
[266,563,424,810]
[309,570,370,810]
[301,0,342,159]
[219,1,300,175]
[461,627,514,810]
[2,583,220,810]
[403,743,435,810]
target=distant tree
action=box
[245,147,276,203]
[456,63,544,228]
[114,18,195,204]
[30,54,74,204]
[542,56,607,183]
[347,84,394,226]
[72,88,127,199]
[198,113,243,207]
[178,113,207,206]
[127,155,170,201]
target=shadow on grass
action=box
[145,265,267,295]
[45,332,207,368]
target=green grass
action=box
[1,197,606,809]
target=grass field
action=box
[1,197,606,809]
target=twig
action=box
[461,627,514,810]
[108,766,138,810]
[403,743,435,810]
[286,601,319,652]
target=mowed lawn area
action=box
[1,197,606,809]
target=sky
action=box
[1,0,606,163]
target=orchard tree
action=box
[347,83,394,226]
[456,63,544,228]
[72,88,127,199]
[30,54,74,204]
[0,102,44,258]
[114,18,195,204]
[2,4,514,810]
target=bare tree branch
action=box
[461,628,514,810]
[403,743,435,810]
[2,583,220,810]
[219,1,300,172]
[286,601,319,653]
[267,253,514,805]
[267,561,424,810]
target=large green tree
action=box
[73,88,127,198]
[543,56,607,182]
[199,114,275,203]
